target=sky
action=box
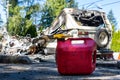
[0,0,120,29]
[0,1,6,26]
[76,0,120,30]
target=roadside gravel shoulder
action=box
[0,55,120,80]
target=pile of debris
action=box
[0,27,47,63]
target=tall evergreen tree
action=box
[107,10,117,30]
[7,0,40,37]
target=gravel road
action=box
[0,55,120,80]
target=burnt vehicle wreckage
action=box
[0,8,113,63]
[42,8,113,59]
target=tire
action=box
[95,29,109,48]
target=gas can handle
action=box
[68,38,91,45]
[70,39,86,45]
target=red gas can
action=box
[56,38,96,75]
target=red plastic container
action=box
[56,38,97,75]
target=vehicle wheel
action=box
[95,29,109,48]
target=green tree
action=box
[9,0,18,7]
[7,0,40,37]
[111,30,120,52]
[107,10,117,30]
[107,10,120,52]
[25,4,40,20]
[8,6,23,35]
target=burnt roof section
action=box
[63,8,105,16]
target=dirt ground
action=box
[0,55,120,80]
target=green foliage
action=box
[111,30,120,52]
[8,6,37,37]
[9,0,18,7]
[107,10,120,52]
[8,6,23,35]
[107,10,117,30]
[7,0,41,37]
[25,4,40,19]
[9,5,22,16]
[26,25,37,37]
